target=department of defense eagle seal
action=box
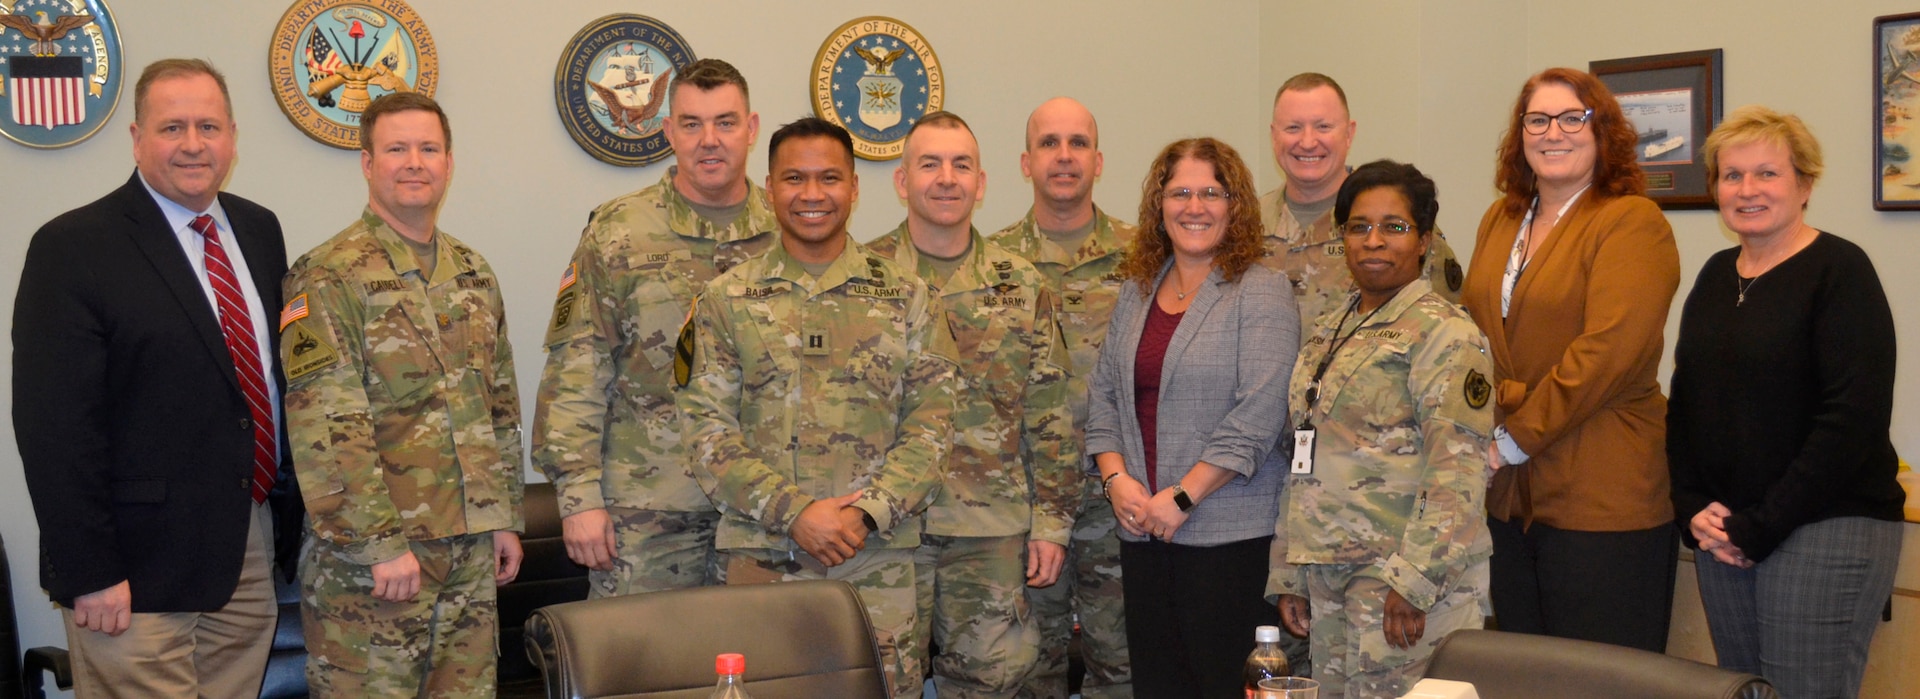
[811,16,942,161]
[554,13,695,167]
[267,0,437,149]
[0,0,122,149]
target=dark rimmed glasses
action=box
[1520,109,1593,135]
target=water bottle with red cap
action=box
[710,653,754,698]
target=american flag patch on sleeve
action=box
[279,294,309,331]
[558,263,577,293]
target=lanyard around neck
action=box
[1298,295,1385,429]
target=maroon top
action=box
[1134,300,1183,493]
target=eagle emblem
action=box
[553,14,696,166]
[0,0,123,149]
[0,11,93,57]
[811,16,944,160]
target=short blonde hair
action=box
[1703,105,1824,190]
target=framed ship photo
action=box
[1591,49,1724,210]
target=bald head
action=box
[1026,97,1098,150]
[1021,97,1103,208]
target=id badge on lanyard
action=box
[1293,295,1381,476]
[1291,426,1315,474]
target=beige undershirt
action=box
[400,233,437,280]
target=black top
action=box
[1667,231,1904,562]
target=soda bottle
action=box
[710,653,754,699]
[1243,625,1291,698]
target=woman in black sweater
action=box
[1667,106,1905,699]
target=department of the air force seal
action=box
[0,0,122,149]
[812,16,943,161]
[554,14,695,167]
[268,0,437,149]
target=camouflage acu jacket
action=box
[281,209,523,566]
[532,170,778,517]
[678,237,960,551]
[1257,185,1464,329]
[868,223,1079,544]
[1268,279,1492,611]
[988,207,1137,469]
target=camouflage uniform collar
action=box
[756,234,873,295]
[1266,184,1340,248]
[361,207,472,286]
[1336,277,1433,331]
[1014,204,1128,271]
[659,167,778,243]
[878,220,990,296]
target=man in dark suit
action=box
[13,58,300,698]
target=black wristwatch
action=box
[1170,485,1195,512]
[861,511,879,533]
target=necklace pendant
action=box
[1737,291,1745,306]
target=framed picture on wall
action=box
[1875,12,1920,211]
[1590,49,1724,210]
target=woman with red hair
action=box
[1458,67,1681,652]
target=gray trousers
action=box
[1695,516,1902,699]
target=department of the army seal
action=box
[267,0,438,150]
[811,16,942,161]
[0,0,122,149]
[554,13,695,167]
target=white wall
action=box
[0,0,1265,688]
[6,0,1914,691]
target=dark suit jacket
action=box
[14,172,302,612]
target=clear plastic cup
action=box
[1256,676,1320,699]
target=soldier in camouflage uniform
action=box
[677,118,960,699]
[1262,73,1462,332]
[1267,161,1491,699]
[991,97,1135,699]
[282,93,523,698]
[533,59,776,597]
[867,112,1079,698]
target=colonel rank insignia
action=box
[0,0,122,150]
[811,16,943,161]
[554,14,695,167]
[268,0,438,149]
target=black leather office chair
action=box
[525,579,888,699]
[1423,629,1778,699]
[4,532,72,699]
[499,482,591,698]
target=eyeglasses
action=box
[1163,187,1230,203]
[1340,220,1417,238]
[1520,109,1594,135]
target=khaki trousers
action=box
[63,502,277,699]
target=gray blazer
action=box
[1085,261,1299,545]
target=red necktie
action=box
[192,215,277,504]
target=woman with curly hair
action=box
[1084,137,1298,696]
[1460,67,1682,652]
